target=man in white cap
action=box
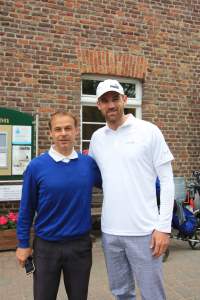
[89,79,174,300]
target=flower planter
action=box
[0,211,19,250]
[0,228,34,251]
[0,229,18,251]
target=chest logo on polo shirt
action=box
[124,139,135,144]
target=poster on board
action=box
[0,153,7,168]
[12,126,32,145]
[0,185,22,201]
[0,132,8,168]
[12,145,31,175]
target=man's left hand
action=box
[150,230,170,257]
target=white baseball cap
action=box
[96,79,124,99]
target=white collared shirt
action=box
[89,114,174,235]
[48,146,78,163]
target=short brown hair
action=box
[49,111,78,130]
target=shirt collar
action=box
[49,145,78,163]
[104,114,135,132]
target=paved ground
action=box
[0,235,200,300]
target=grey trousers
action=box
[33,234,92,300]
[102,233,166,300]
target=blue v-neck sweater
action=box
[17,152,101,248]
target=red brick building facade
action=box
[1,0,200,181]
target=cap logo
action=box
[110,84,119,89]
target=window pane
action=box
[124,108,136,116]
[82,80,101,95]
[83,106,105,122]
[82,79,136,98]
[121,83,136,98]
[83,123,104,140]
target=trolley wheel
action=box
[188,230,200,249]
[188,232,198,249]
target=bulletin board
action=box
[0,108,37,201]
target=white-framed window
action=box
[80,75,142,152]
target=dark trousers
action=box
[33,234,92,300]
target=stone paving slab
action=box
[0,237,200,300]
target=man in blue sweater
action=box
[16,111,101,300]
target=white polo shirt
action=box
[89,114,174,236]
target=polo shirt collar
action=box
[104,114,135,132]
[49,145,78,163]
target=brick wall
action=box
[1,0,199,181]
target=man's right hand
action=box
[16,247,32,267]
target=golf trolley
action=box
[171,172,200,250]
